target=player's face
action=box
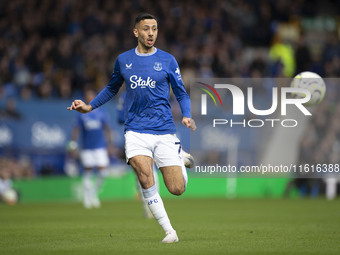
[134,19,158,51]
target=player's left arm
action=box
[102,112,115,156]
[71,115,81,143]
[168,56,196,131]
[182,117,196,131]
[67,116,80,158]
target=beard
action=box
[139,37,155,49]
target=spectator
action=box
[0,98,22,120]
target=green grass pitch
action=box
[1,198,340,255]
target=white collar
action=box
[135,47,157,56]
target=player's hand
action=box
[67,100,92,113]
[182,117,196,131]
[66,141,78,158]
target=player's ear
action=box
[133,27,138,38]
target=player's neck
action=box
[136,44,155,54]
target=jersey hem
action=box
[125,128,176,135]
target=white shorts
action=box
[80,148,109,169]
[125,131,183,168]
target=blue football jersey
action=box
[90,47,191,135]
[76,108,109,149]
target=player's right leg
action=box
[125,131,178,243]
[80,150,97,209]
[82,168,94,209]
[80,148,109,208]
[129,155,155,188]
[129,155,178,242]
[137,164,159,218]
[325,177,337,200]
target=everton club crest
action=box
[153,62,162,71]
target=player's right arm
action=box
[67,58,124,113]
[67,100,92,113]
[89,59,124,110]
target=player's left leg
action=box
[154,134,188,196]
[325,177,337,200]
[92,148,110,208]
[153,134,188,243]
[96,166,107,191]
[181,149,195,169]
[159,165,187,196]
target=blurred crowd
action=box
[286,94,340,197]
[0,156,34,179]
[1,0,340,181]
[299,96,340,170]
[1,0,340,101]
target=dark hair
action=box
[134,13,157,27]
